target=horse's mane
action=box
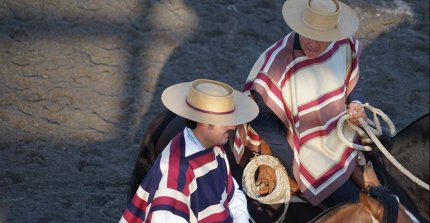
[128,109,178,200]
[368,186,399,223]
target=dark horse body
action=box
[371,113,429,222]
[128,110,429,222]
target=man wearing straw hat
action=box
[120,79,258,223]
[232,0,368,220]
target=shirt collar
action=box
[184,127,207,157]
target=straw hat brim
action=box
[282,0,359,42]
[161,82,259,126]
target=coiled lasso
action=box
[242,154,290,223]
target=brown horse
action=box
[128,110,429,222]
[310,162,418,223]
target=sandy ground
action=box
[0,0,428,222]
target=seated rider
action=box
[232,0,369,221]
[120,79,259,223]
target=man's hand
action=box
[255,165,276,195]
[348,102,367,125]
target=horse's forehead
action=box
[363,163,381,188]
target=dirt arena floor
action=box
[0,0,428,222]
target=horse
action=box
[128,110,429,222]
[310,162,420,223]
[374,113,429,222]
[343,113,430,223]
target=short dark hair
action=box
[185,119,197,129]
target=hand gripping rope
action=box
[337,103,429,191]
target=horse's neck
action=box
[312,202,376,223]
[359,192,385,222]
[379,114,429,223]
[393,114,429,149]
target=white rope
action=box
[242,154,290,223]
[337,114,373,151]
[337,103,396,151]
[358,117,430,191]
[337,103,429,191]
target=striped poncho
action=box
[121,128,248,223]
[233,32,362,205]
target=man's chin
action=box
[220,138,229,145]
[306,53,320,59]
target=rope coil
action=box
[242,154,290,223]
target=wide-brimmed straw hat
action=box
[161,79,259,126]
[282,0,359,42]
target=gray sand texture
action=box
[0,0,428,222]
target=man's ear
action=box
[196,123,207,130]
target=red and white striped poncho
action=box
[233,32,362,205]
